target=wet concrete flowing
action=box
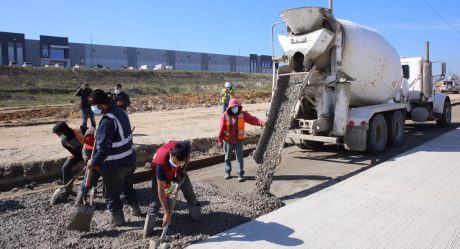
[0,179,283,249]
[254,72,311,194]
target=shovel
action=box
[50,166,86,205]
[67,135,97,232]
[158,176,185,241]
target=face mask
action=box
[91,105,102,115]
[231,107,239,114]
[114,89,121,94]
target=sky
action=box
[1,0,459,74]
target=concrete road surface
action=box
[188,127,460,249]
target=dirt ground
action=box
[0,101,269,166]
[0,91,271,127]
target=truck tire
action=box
[386,110,405,147]
[367,114,388,154]
[436,100,452,127]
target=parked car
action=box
[22,62,32,67]
[73,64,85,69]
[8,61,17,66]
[440,80,460,94]
[139,65,150,70]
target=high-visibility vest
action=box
[152,141,179,183]
[223,113,245,142]
[220,88,235,104]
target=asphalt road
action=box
[189,102,460,204]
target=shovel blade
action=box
[67,204,95,231]
[50,189,63,205]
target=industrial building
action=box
[0,31,272,73]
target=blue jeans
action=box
[222,103,228,113]
[101,166,138,211]
[79,168,101,193]
[224,141,244,177]
[81,108,96,128]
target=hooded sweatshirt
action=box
[218,98,264,144]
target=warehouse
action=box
[0,31,272,73]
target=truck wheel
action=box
[436,100,452,127]
[367,114,388,154]
[386,110,405,147]
[298,140,324,150]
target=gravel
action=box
[0,178,284,249]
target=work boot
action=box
[188,202,202,222]
[143,213,157,238]
[224,173,231,180]
[108,210,125,227]
[129,203,143,217]
[237,176,246,182]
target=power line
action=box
[423,0,460,35]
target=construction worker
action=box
[220,81,236,113]
[143,140,201,238]
[76,127,102,204]
[76,83,95,133]
[112,83,131,111]
[52,121,84,199]
[87,89,141,227]
[218,98,266,182]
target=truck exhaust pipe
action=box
[423,41,433,99]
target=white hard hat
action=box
[224,82,231,88]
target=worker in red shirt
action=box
[143,140,201,238]
[218,98,266,182]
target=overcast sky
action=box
[1,0,459,74]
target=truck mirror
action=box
[441,62,446,76]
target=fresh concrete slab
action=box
[188,127,460,249]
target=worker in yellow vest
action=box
[218,98,266,182]
[219,82,236,113]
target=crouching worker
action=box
[143,141,201,238]
[87,89,142,228]
[52,121,84,201]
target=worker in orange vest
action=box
[218,98,266,182]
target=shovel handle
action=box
[85,132,98,190]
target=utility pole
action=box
[90,34,93,68]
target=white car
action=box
[441,80,460,94]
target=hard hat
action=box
[224,82,231,88]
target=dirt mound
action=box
[0,91,271,127]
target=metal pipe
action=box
[425,41,430,62]
[329,0,333,14]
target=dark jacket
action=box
[76,88,93,109]
[91,105,135,173]
[112,91,131,110]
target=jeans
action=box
[222,103,228,113]
[81,108,96,128]
[148,173,198,216]
[79,168,102,193]
[224,141,244,177]
[62,157,81,183]
[101,166,138,211]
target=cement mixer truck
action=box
[253,5,451,164]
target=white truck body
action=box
[268,6,451,154]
